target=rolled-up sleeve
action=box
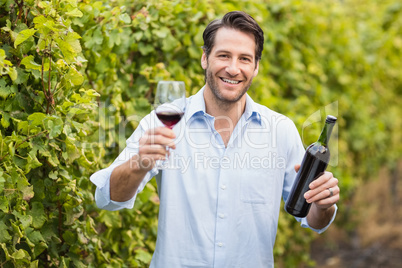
[299,205,338,234]
[90,113,159,211]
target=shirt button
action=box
[217,242,223,247]
[219,213,225,219]
[220,185,226,190]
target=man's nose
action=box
[225,59,240,76]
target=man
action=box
[91,11,340,267]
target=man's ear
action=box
[253,60,260,77]
[201,51,207,70]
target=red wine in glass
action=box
[154,81,186,129]
[156,111,184,129]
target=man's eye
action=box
[241,57,251,62]
[219,55,228,58]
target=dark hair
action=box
[202,11,264,62]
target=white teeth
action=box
[222,78,240,84]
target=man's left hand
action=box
[294,164,340,210]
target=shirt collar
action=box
[184,86,207,121]
[185,85,262,125]
[244,94,262,125]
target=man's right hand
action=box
[110,126,176,202]
[136,126,176,171]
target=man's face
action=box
[201,27,259,104]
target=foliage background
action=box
[0,0,401,267]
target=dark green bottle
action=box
[285,115,337,217]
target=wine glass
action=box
[154,81,186,167]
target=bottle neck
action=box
[317,122,335,147]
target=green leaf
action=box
[65,138,80,162]
[27,149,43,170]
[30,260,40,268]
[162,34,180,51]
[0,80,17,99]
[135,249,152,264]
[99,211,122,228]
[0,172,5,194]
[33,242,47,259]
[0,222,12,243]
[66,66,84,86]
[11,221,23,238]
[14,28,37,48]
[12,210,33,229]
[153,27,170,38]
[20,55,42,71]
[18,179,35,202]
[0,49,7,62]
[0,49,18,80]
[57,39,75,62]
[14,69,29,85]
[0,243,11,260]
[138,43,154,56]
[65,0,78,7]
[28,112,46,127]
[62,230,76,244]
[26,228,45,244]
[63,202,84,226]
[55,32,82,63]
[65,8,83,17]
[7,67,18,81]
[120,13,131,24]
[49,170,58,180]
[32,15,47,28]
[12,249,27,260]
[1,112,11,128]
[65,32,82,53]
[29,202,47,229]
[34,14,57,32]
[8,141,15,158]
[22,186,35,201]
[84,28,103,48]
[81,88,100,97]
[59,256,69,268]
[1,58,12,67]
[46,117,63,139]
[40,223,60,243]
[41,149,60,167]
[17,120,29,135]
[77,229,88,244]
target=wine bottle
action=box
[285,115,337,217]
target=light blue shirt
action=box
[90,87,337,267]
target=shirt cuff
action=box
[90,164,159,211]
[299,204,338,234]
[94,179,136,211]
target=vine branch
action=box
[41,50,48,106]
[46,40,54,114]
[0,130,48,162]
[14,0,24,23]
[57,200,65,244]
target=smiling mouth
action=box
[221,78,241,84]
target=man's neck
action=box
[203,89,246,146]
